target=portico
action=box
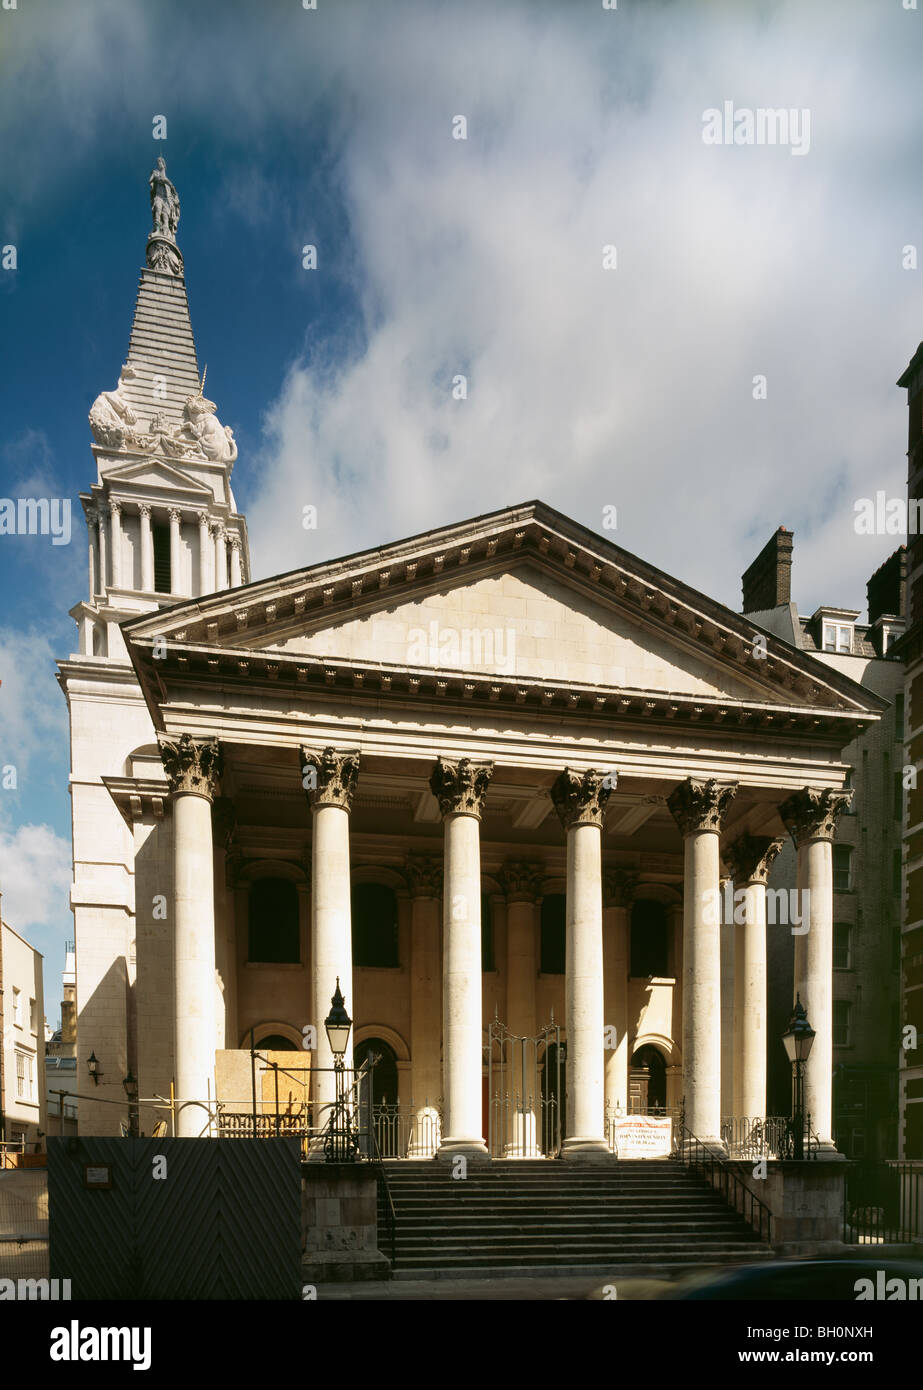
[108,500,883,1156]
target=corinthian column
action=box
[501,860,544,1157]
[97,505,109,593]
[197,511,211,594]
[109,498,123,588]
[779,787,851,1151]
[667,777,736,1147]
[86,506,98,598]
[168,508,183,596]
[602,868,636,1125]
[302,747,360,1144]
[724,833,783,1124]
[213,522,227,590]
[139,503,154,592]
[551,767,613,1160]
[430,756,493,1160]
[158,732,223,1137]
[406,853,444,1155]
[228,534,242,587]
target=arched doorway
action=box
[630,1044,667,1112]
[354,1037,400,1156]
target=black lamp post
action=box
[87,1052,101,1086]
[782,994,815,1160]
[324,979,358,1163]
[123,1070,139,1138]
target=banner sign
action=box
[612,1115,672,1158]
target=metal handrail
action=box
[674,1123,774,1244]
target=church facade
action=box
[59,166,885,1157]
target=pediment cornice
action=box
[121,499,887,721]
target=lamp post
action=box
[324,979,358,1163]
[782,994,815,1161]
[87,1052,102,1086]
[123,1070,139,1138]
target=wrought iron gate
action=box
[486,1015,563,1158]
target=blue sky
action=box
[0,0,921,995]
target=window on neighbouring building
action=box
[15,1048,34,1101]
[540,894,566,974]
[29,998,37,1033]
[833,923,851,969]
[351,882,399,968]
[895,693,905,742]
[12,987,22,1027]
[833,1000,852,1047]
[823,622,853,654]
[833,844,852,892]
[248,877,300,963]
[152,521,171,594]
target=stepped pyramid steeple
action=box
[72,160,250,661]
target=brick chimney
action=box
[741,527,793,614]
[867,547,907,625]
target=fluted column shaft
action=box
[109,499,122,588]
[198,511,211,594]
[431,757,493,1159]
[97,507,108,593]
[552,768,613,1159]
[668,778,737,1146]
[158,734,223,1137]
[229,535,242,587]
[780,789,850,1150]
[86,507,98,598]
[213,523,227,591]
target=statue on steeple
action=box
[146,158,183,275]
[149,157,180,238]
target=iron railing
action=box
[845,1160,922,1244]
[486,1015,563,1158]
[673,1123,774,1243]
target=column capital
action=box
[405,853,444,899]
[429,756,493,819]
[210,518,225,538]
[551,767,612,830]
[158,732,223,800]
[723,832,784,885]
[779,786,852,846]
[602,866,638,908]
[138,501,152,518]
[301,746,360,811]
[196,508,209,525]
[228,533,241,551]
[667,777,736,836]
[211,794,237,849]
[85,504,98,524]
[109,497,123,517]
[168,506,182,524]
[501,859,545,902]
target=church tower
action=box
[57,163,249,1132]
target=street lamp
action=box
[323,979,357,1162]
[87,1052,102,1085]
[122,1070,139,1138]
[782,994,815,1160]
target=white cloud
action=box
[0,627,69,781]
[0,820,72,956]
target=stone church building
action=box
[58,165,886,1158]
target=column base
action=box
[436,1137,489,1162]
[560,1137,612,1163]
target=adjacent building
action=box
[742,531,905,1158]
[0,912,47,1153]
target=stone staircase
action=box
[377,1158,773,1277]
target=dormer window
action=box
[822,622,852,654]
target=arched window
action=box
[255,1033,299,1052]
[482,894,494,971]
[630,899,668,978]
[540,893,566,975]
[352,883,399,968]
[354,1038,398,1106]
[248,878,300,963]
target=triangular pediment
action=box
[122,500,886,720]
[98,457,214,497]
